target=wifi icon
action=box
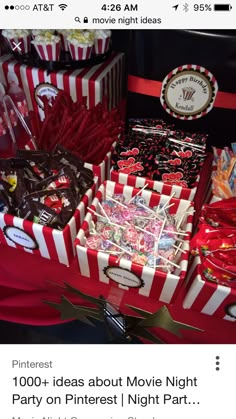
[58,4,68,10]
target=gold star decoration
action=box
[43,283,203,344]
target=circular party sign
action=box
[160,64,218,120]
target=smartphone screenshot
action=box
[0,1,235,418]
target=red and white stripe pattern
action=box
[183,256,236,321]
[7,36,31,55]
[0,179,98,266]
[75,181,193,304]
[33,42,61,62]
[0,52,124,117]
[111,170,198,201]
[59,33,69,52]
[85,141,116,183]
[68,43,93,61]
[94,37,110,55]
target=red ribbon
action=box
[128,75,236,110]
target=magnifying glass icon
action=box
[75,17,81,23]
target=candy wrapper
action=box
[75,180,194,304]
[190,197,236,287]
[212,146,236,199]
[112,119,207,188]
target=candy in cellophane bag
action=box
[202,248,236,288]
[201,197,236,228]
[191,198,236,287]
[211,146,236,199]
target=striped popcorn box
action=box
[0,178,98,266]
[33,42,61,61]
[75,180,194,304]
[94,37,110,55]
[7,35,31,55]
[183,256,236,322]
[68,43,93,61]
[59,33,69,52]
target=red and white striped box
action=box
[68,44,93,61]
[7,35,31,55]
[75,180,194,304]
[33,42,61,62]
[0,179,98,266]
[0,52,124,120]
[111,153,213,202]
[111,170,197,201]
[182,255,236,321]
[84,141,116,183]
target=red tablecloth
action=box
[0,244,236,343]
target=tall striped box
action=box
[0,52,125,120]
[0,179,98,266]
[75,180,194,304]
[183,255,236,322]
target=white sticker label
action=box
[35,82,59,109]
[160,64,218,120]
[225,303,236,319]
[3,226,38,250]
[104,266,143,288]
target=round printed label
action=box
[34,82,59,109]
[103,266,144,288]
[160,64,218,120]
[225,303,236,319]
[3,226,38,250]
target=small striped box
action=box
[110,153,213,202]
[183,256,236,322]
[0,179,98,266]
[75,180,194,304]
[84,141,116,183]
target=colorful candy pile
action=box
[112,118,207,188]
[212,144,236,199]
[0,145,94,230]
[85,190,191,272]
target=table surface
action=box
[0,243,236,344]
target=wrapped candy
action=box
[85,192,188,272]
[191,198,236,287]
[0,147,94,230]
[112,118,207,187]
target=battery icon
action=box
[214,4,232,10]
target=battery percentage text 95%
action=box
[194,4,212,11]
